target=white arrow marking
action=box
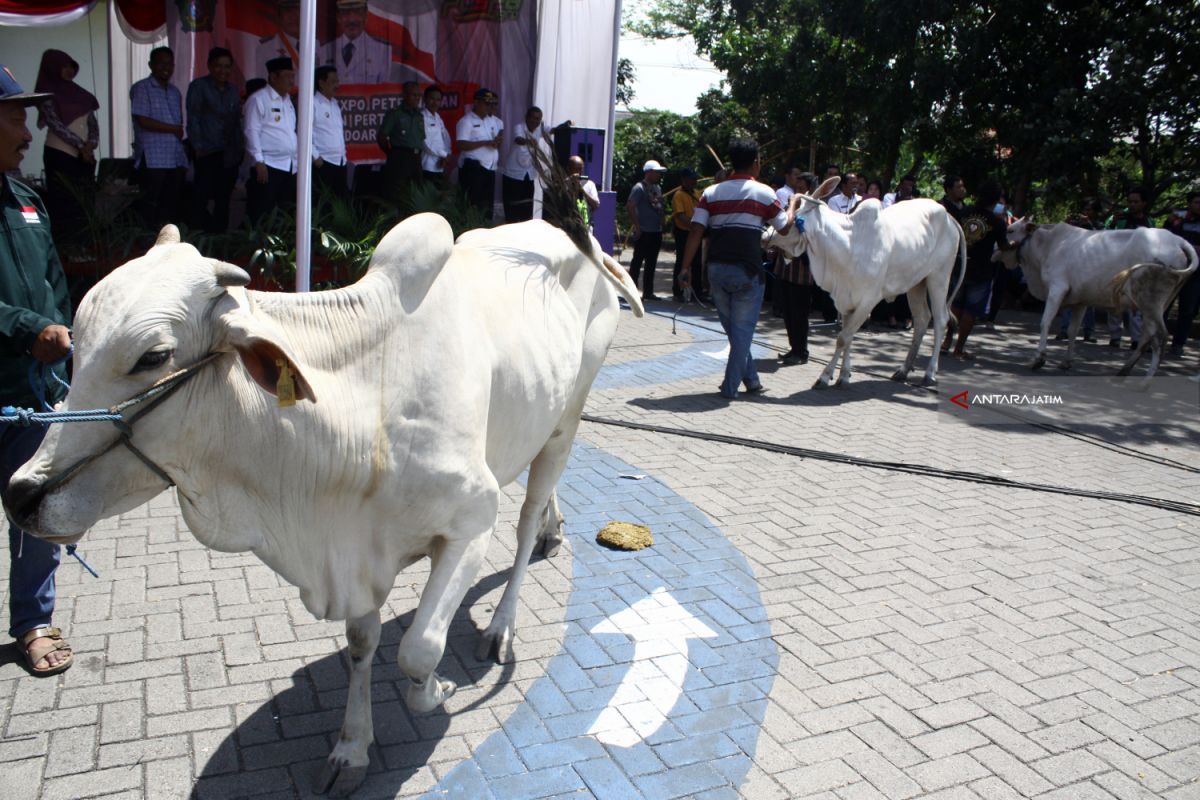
[701,343,731,360]
[586,588,718,747]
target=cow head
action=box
[762,176,842,258]
[4,225,315,543]
[991,217,1037,271]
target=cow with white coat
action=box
[764,177,966,388]
[3,213,643,795]
[991,220,1197,382]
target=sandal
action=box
[18,626,73,677]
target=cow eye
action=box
[131,349,173,374]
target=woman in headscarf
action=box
[35,49,100,244]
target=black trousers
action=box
[673,227,703,299]
[382,148,421,203]
[1172,268,1200,350]
[136,165,185,229]
[315,160,350,202]
[779,280,812,357]
[629,231,663,299]
[42,147,94,247]
[191,152,239,233]
[459,159,496,217]
[246,165,296,226]
[423,170,445,185]
[502,175,535,222]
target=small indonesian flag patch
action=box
[20,206,38,224]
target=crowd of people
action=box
[28,38,561,246]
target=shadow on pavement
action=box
[191,568,519,800]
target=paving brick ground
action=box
[2,268,1199,799]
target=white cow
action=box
[4,214,643,795]
[992,220,1197,381]
[764,177,966,388]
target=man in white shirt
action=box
[501,106,546,222]
[322,0,391,85]
[243,57,298,224]
[827,171,861,214]
[567,155,599,224]
[456,87,503,218]
[312,65,348,200]
[254,0,317,82]
[882,174,917,208]
[420,85,451,184]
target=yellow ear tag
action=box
[275,358,297,407]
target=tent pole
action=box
[604,0,622,192]
[295,0,317,292]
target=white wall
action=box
[0,2,111,181]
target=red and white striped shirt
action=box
[691,174,788,273]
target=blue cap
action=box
[0,65,50,106]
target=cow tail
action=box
[528,137,644,318]
[945,218,968,331]
[1109,266,1137,309]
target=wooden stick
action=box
[705,143,726,171]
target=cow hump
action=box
[368,213,456,306]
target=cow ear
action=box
[217,305,317,403]
[1026,222,1039,232]
[813,177,841,200]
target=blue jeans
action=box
[1059,306,1095,337]
[1,422,60,639]
[708,261,765,398]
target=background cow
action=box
[992,220,1197,382]
[765,176,966,388]
[4,214,642,795]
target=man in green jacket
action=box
[0,65,74,676]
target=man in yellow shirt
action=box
[672,167,703,300]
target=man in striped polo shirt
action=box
[680,139,801,399]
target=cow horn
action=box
[213,262,251,287]
[155,224,181,246]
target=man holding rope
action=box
[680,138,801,399]
[0,66,74,675]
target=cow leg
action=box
[834,306,872,387]
[1059,304,1086,370]
[1130,305,1166,387]
[478,440,571,664]
[923,276,952,386]
[1032,288,1066,370]
[538,489,565,558]
[316,609,381,797]
[894,283,931,383]
[400,524,494,713]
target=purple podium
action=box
[593,191,617,255]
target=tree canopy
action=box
[629,0,1199,216]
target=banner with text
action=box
[166,0,536,162]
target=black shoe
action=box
[643,294,664,302]
[1129,340,1139,350]
[1109,338,1121,348]
[1083,335,1098,343]
[745,384,767,395]
[1055,331,1068,340]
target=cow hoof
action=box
[315,746,369,797]
[537,521,564,558]
[835,377,850,389]
[890,369,908,383]
[475,624,515,664]
[406,672,456,713]
[1116,367,1132,377]
[812,378,830,390]
[1058,361,1071,371]
[1029,357,1045,370]
[921,375,937,388]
